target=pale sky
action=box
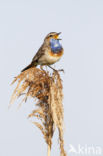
[0,0,103,156]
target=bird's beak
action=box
[57,32,61,36]
[55,32,62,40]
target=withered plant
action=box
[10,67,66,156]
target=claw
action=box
[48,65,64,73]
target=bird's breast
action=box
[49,49,63,57]
[38,39,63,65]
[38,48,63,65]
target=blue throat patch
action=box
[50,39,62,53]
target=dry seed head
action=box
[10,67,66,156]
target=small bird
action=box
[22,32,64,72]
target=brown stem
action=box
[47,145,51,156]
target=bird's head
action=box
[44,32,61,42]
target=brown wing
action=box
[31,44,45,64]
[21,44,47,72]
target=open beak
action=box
[55,32,62,40]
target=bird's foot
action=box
[48,65,64,73]
[57,69,64,73]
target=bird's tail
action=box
[21,63,37,72]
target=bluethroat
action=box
[22,32,64,72]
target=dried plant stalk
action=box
[10,67,66,156]
[48,144,51,156]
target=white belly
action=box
[38,53,61,65]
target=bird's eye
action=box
[49,35,53,37]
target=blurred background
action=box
[0,0,103,155]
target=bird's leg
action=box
[40,65,45,71]
[48,65,64,73]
